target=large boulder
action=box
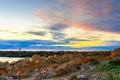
[46,55,60,64]
[10,58,31,77]
[15,58,31,67]
[55,63,71,76]
[16,68,29,78]
[62,53,72,61]
[31,55,46,68]
[43,70,55,79]
[0,61,10,76]
[83,56,92,64]
[69,54,83,66]
[62,53,83,66]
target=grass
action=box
[91,59,120,80]
[51,61,58,64]
[102,77,120,80]
[60,59,70,64]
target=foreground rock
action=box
[10,58,31,78]
[0,61,11,76]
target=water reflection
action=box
[0,57,24,63]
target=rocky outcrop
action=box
[106,48,120,60]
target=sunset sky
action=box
[0,0,120,50]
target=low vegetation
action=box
[91,48,120,79]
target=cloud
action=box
[104,40,120,46]
[0,30,9,32]
[27,31,46,36]
[49,23,68,31]
[35,0,120,33]
[50,31,66,40]
[79,46,120,51]
[59,0,120,33]
[62,38,91,43]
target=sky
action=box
[0,0,120,51]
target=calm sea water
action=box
[0,57,24,63]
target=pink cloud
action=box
[34,0,120,34]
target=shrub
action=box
[60,59,69,64]
[107,59,120,67]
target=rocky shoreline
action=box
[0,48,119,80]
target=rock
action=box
[83,56,92,64]
[43,69,55,79]
[106,48,120,60]
[91,74,100,80]
[5,76,13,80]
[69,54,83,67]
[31,55,46,68]
[46,55,60,64]
[10,58,31,77]
[16,68,29,78]
[55,68,64,76]
[91,74,98,78]
[0,61,10,76]
[77,74,89,80]
[0,62,7,69]
[70,75,77,80]
[78,78,89,80]
[81,67,85,71]
[12,58,31,68]
[71,67,77,72]
[55,63,71,76]
[64,78,70,80]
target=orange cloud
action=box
[68,21,92,31]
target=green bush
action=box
[107,59,120,67]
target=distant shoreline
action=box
[0,50,111,58]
